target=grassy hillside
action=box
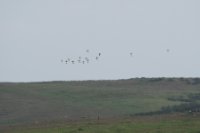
[0,78,200,126]
[2,114,200,133]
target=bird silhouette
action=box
[86,49,90,53]
[85,57,89,61]
[166,49,170,52]
[85,58,89,63]
[130,52,133,57]
[78,59,81,63]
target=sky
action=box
[0,0,200,82]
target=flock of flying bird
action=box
[61,49,170,65]
[61,49,102,65]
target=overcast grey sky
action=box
[0,0,200,82]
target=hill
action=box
[0,78,200,127]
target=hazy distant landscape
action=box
[1,78,200,133]
[1,0,200,132]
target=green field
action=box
[3,114,200,133]
[1,78,200,132]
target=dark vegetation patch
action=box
[168,93,200,102]
[137,93,200,116]
[137,103,200,116]
[179,78,200,85]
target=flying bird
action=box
[166,49,170,52]
[85,57,89,61]
[130,52,133,57]
[84,57,89,63]
[78,59,81,63]
[86,49,90,53]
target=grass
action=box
[1,78,200,132]
[3,114,200,133]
